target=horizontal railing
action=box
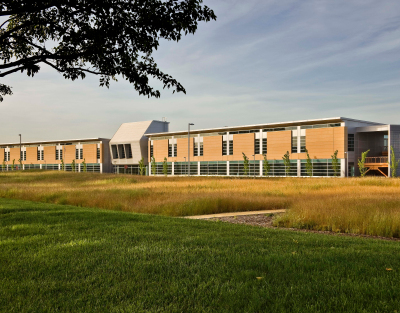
[364,157,388,164]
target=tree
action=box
[390,146,399,178]
[0,1,216,101]
[331,150,339,177]
[151,156,156,176]
[1,160,5,171]
[263,154,271,177]
[139,157,145,176]
[242,152,249,176]
[12,159,15,170]
[71,159,76,172]
[305,149,313,177]
[358,150,370,177]
[162,157,168,176]
[18,158,22,170]
[61,158,65,171]
[282,151,290,176]
[82,158,87,172]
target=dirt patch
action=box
[208,213,400,242]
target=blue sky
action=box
[2,0,400,143]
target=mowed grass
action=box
[1,171,400,237]
[1,198,400,312]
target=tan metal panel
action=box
[153,139,168,162]
[44,146,56,163]
[306,127,346,159]
[0,148,4,164]
[267,131,291,160]
[176,138,194,162]
[10,148,20,164]
[64,145,76,163]
[25,147,38,164]
[82,144,97,163]
[202,136,223,161]
[232,133,254,159]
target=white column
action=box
[260,160,263,176]
[297,159,301,177]
[227,132,230,155]
[40,164,42,170]
[172,162,174,176]
[227,161,230,176]
[198,161,200,176]
[340,159,346,177]
[259,129,263,155]
[100,163,103,173]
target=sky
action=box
[1,0,400,143]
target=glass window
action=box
[254,139,260,155]
[348,134,355,152]
[194,142,198,157]
[300,136,306,153]
[222,139,227,156]
[111,145,118,159]
[291,136,297,153]
[200,142,203,156]
[262,138,267,154]
[125,144,132,159]
[96,148,100,159]
[168,144,172,157]
[150,145,153,158]
[174,144,177,157]
[229,140,233,155]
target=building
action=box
[0,138,111,173]
[1,117,399,177]
[146,117,400,177]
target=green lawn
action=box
[1,198,400,312]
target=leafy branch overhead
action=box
[0,0,217,101]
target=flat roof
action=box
[0,138,110,147]
[146,117,384,137]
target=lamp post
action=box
[19,134,21,170]
[188,123,194,177]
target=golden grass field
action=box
[1,171,400,237]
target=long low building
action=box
[1,117,399,177]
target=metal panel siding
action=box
[82,144,97,163]
[44,146,56,163]
[232,133,254,159]
[306,127,346,159]
[202,136,223,161]
[153,139,168,162]
[64,145,76,163]
[175,138,194,162]
[10,148,20,164]
[0,148,4,162]
[25,147,38,164]
[267,131,292,159]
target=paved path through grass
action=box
[184,209,286,219]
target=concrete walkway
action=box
[185,209,286,220]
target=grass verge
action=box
[1,198,400,312]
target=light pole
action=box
[252,154,255,179]
[19,134,21,170]
[188,123,194,177]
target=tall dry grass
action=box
[1,171,400,237]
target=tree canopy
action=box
[0,0,216,101]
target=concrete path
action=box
[184,209,286,220]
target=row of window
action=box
[0,163,101,172]
[111,144,132,159]
[4,148,100,161]
[149,160,336,176]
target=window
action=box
[111,145,118,159]
[19,151,26,161]
[97,148,100,159]
[37,149,44,161]
[125,144,132,159]
[255,139,260,154]
[200,142,203,156]
[200,161,227,176]
[348,134,354,152]
[168,144,173,157]
[76,148,83,160]
[300,136,306,153]
[194,142,198,156]
[222,140,227,155]
[56,149,63,160]
[174,144,177,157]
[291,136,297,153]
[229,140,233,155]
[263,138,267,154]
[150,145,153,158]
[4,151,10,161]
